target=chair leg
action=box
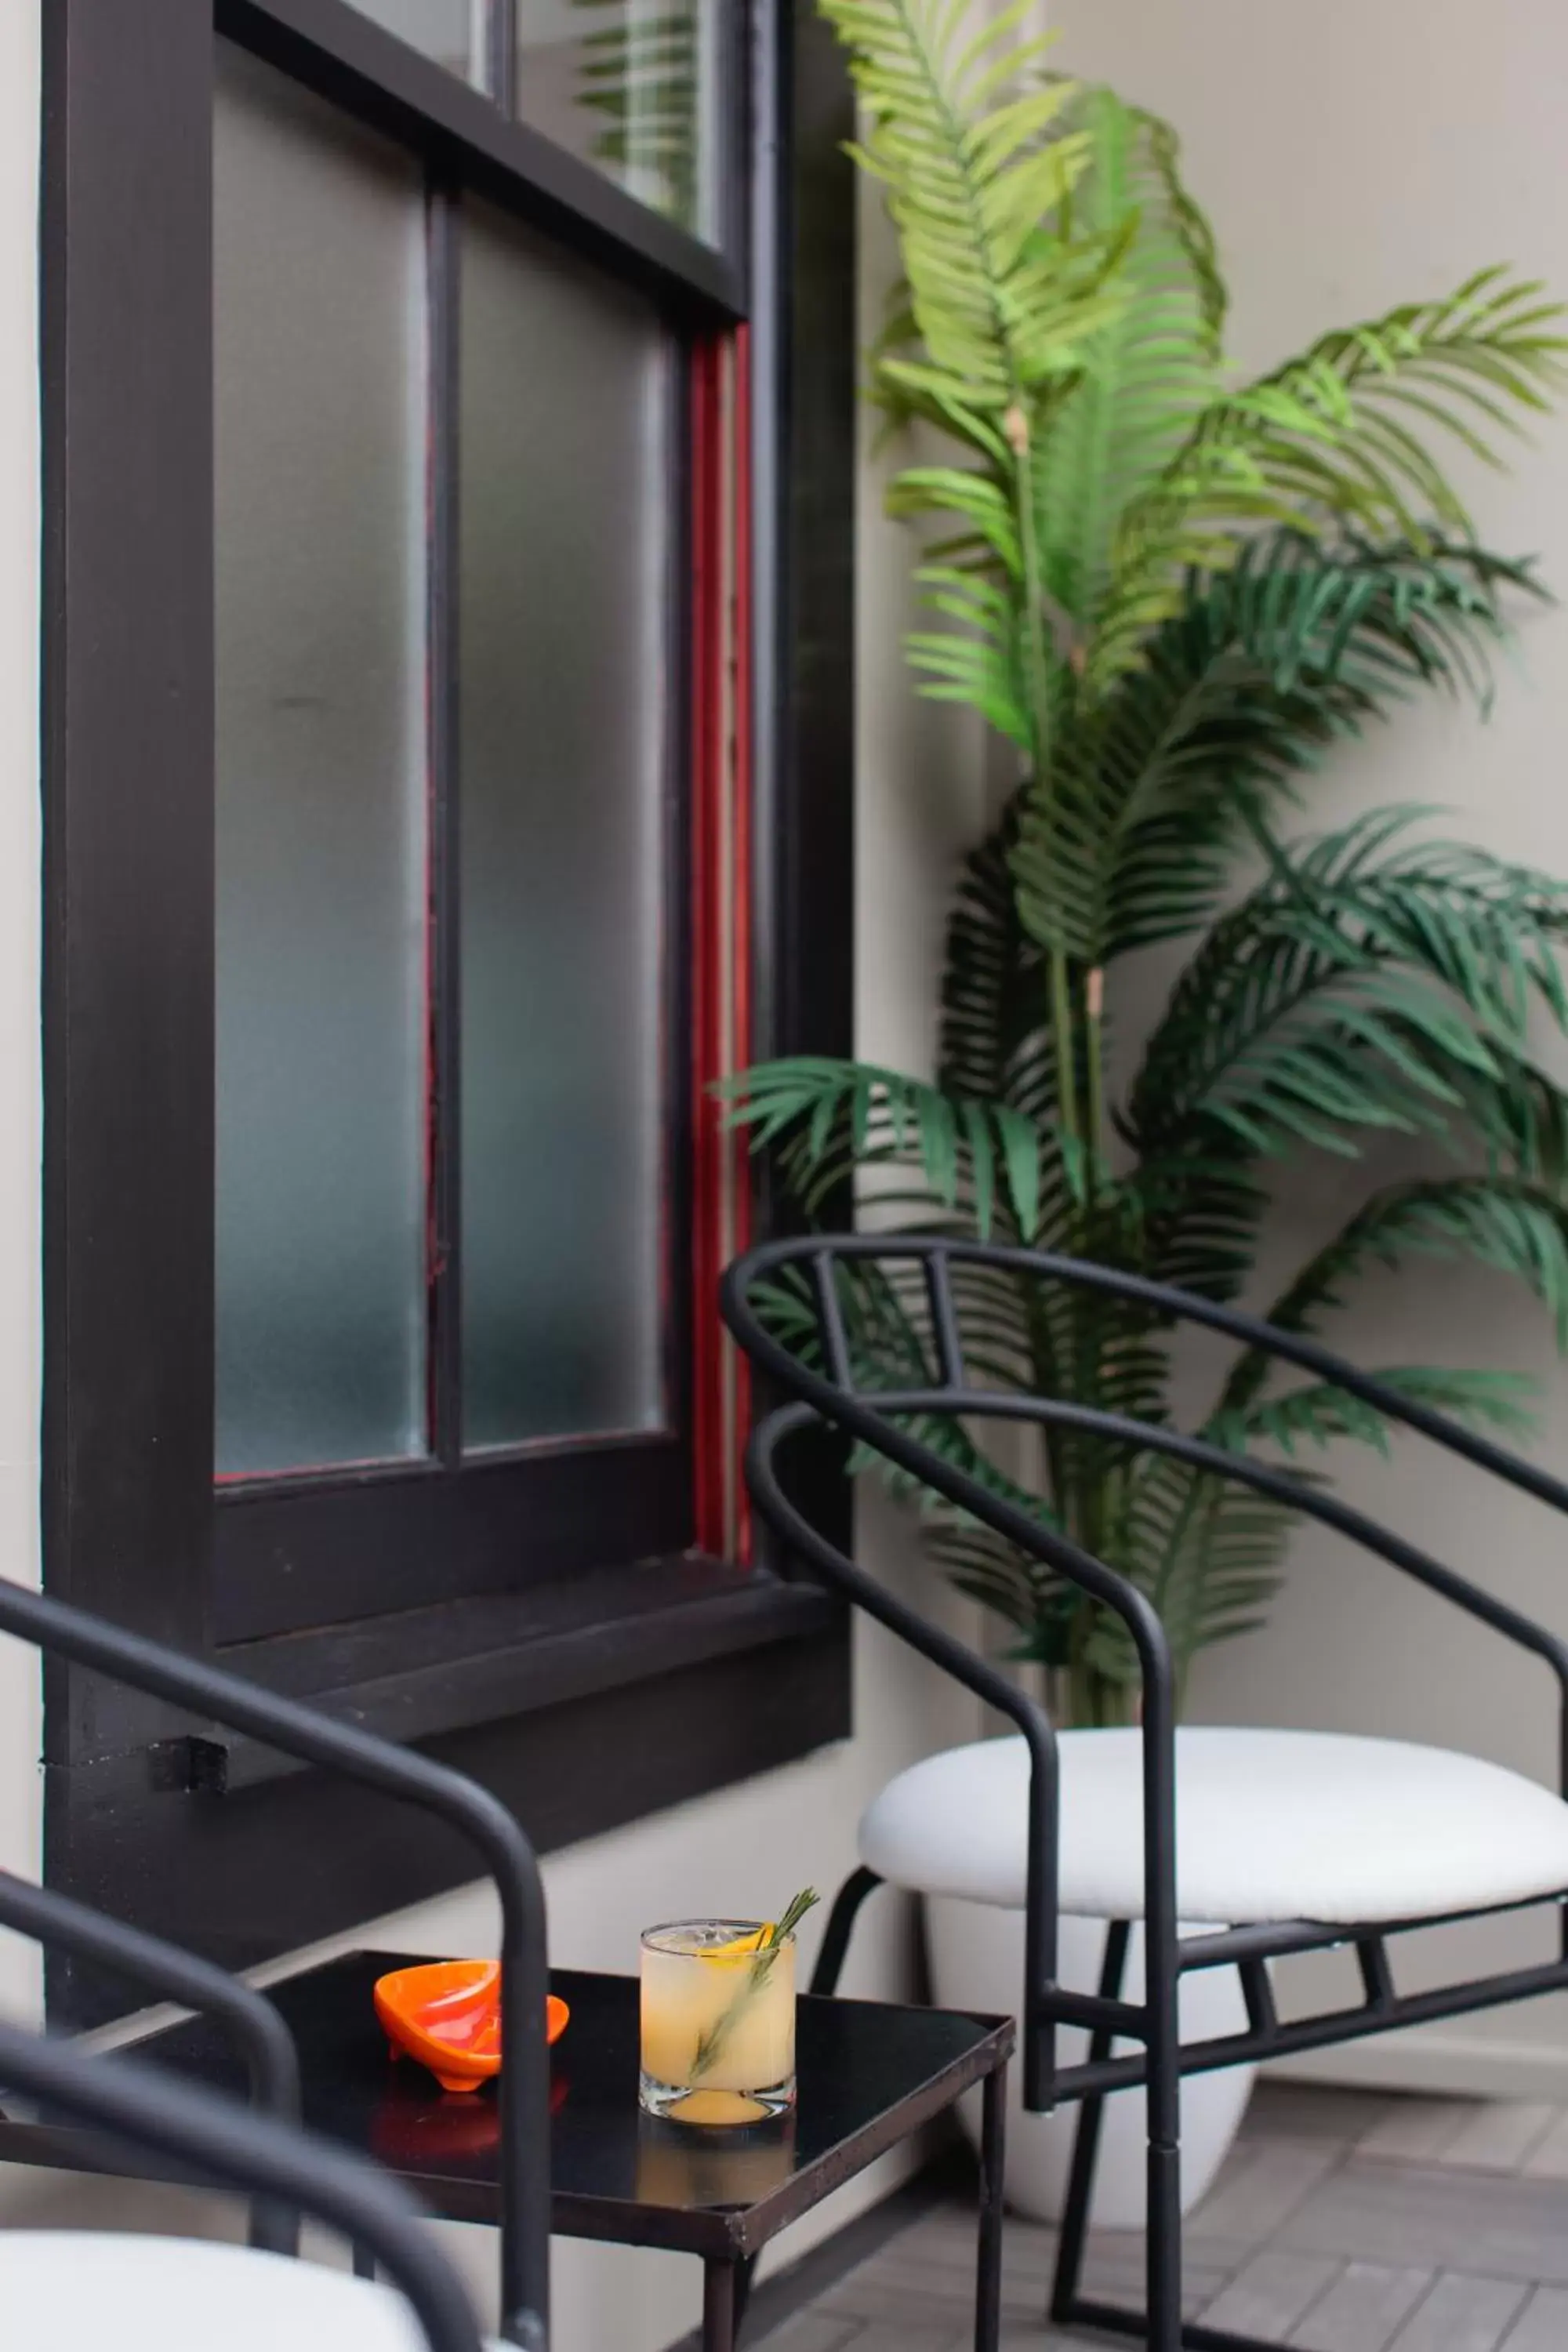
[1049,1920,1130,2328]
[1145,1902,1183,2352]
[1050,1924,1278,2352]
[809,1866,883,1996]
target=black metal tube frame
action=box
[0,1869,302,2255]
[0,1577,550,2352]
[721,1234,1568,2352]
[223,0,744,320]
[0,2016,482,2352]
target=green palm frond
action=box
[750,1250,1094,1608]
[820,0,1134,785]
[1080,1455,1299,1702]
[1131,1149,1270,1305]
[720,1055,1087,1239]
[1135,1476,1298,1693]
[1013,533,1535,967]
[905,560,1034,750]
[1091,270,1567,688]
[1126,809,1568,1163]
[1218,1178,1568,1428]
[1285,1176,1568,1341]
[927,1515,1073,1649]
[938,794,1054,1116]
[1033,87,1223,633]
[1221,1364,1541,1457]
[822,0,1126,443]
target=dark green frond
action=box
[1126,808,1568,1164]
[1014,532,1533,967]
[1221,1178,1568,1421]
[1221,1364,1540,1458]
[720,1055,1086,1240]
[1087,1454,1299,1698]
[938,793,1055,1119]
[1131,1150,1270,1304]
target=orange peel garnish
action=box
[701,1925,772,1960]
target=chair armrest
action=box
[0,2020,482,2352]
[0,1870,301,2255]
[747,1402,1176,2111]
[0,1577,548,2352]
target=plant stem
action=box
[1084,966,1106,1163]
[1007,410,1056,811]
[1049,950,1083,1149]
[1004,402,1083,1160]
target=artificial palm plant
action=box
[728,0,1568,1728]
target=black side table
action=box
[0,1950,1014,2352]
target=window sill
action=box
[220,1559,846,1789]
[45,1562,851,2020]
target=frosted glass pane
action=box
[460,201,669,1449]
[515,1,720,239]
[214,45,429,1478]
[344,0,481,81]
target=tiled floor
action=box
[754,2083,1568,2352]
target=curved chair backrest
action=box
[0,2016,481,2352]
[722,1234,1568,2114]
[723,1234,1568,1729]
[0,1869,300,2254]
[0,1577,550,2352]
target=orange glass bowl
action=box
[373,1959,569,2095]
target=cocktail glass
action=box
[639,1919,797,2125]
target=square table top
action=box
[0,1950,1013,2259]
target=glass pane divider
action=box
[222,0,745,315]
[426,167,465,1468]
[485,0,516,114]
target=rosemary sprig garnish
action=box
[690,1887,820,2083]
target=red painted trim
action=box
[688,331,754,1562]
[730,325,755,1565]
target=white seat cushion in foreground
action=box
[859,1727,1568,1924]
[0,2231,499,2352]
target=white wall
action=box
[0,0,43,2031]
[1048,0,1568,2092]
[0,20,989,2350]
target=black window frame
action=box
[41,0,855,2013]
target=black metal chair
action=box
[0,2005,485,2352]
[0,1576,553,2352]
[0,1867,303,2257]
[721,1234,1568,2352]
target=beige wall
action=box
[0,20,986,2350]
[1049,0,1568,2092]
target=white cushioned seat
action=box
[859,1727,1568,1925]
[0,2232,501,2352]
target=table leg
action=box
[702,2256,742,2352]
[975,2060,1007,2352]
